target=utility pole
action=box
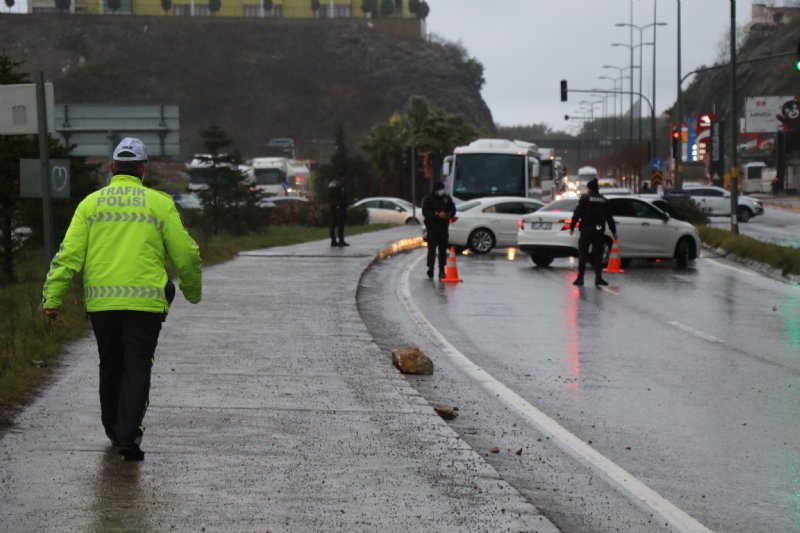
[730,0,739,234]
[675,0,683,187]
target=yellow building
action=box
[29,0,416,19]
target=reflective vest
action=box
[43,174,202,313]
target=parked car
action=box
[448,196,545,254]
[259,196,309,208]
[517,196,701,268]
[680,184,764,222]
[174,192,203,210]
[351,197,423,225]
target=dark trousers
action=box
[89,311,162,447]
[329,205,345,243]
[426,225,449,274]
[576,229,605,281]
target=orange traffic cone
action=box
[440,246,464,283]
[603,238,624,274]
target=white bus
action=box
[442,139,541,202]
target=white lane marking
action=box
[399,251,712,533]
[704,257,761,278]
[668,321,724,344]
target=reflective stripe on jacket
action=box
[42,174,202,313]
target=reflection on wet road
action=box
[408,249,800,532]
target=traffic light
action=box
[560,80,568,102]
[796,43,800,71]
[671,126,680,162]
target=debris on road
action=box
[391,345,434,375]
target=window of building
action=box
[194,4,211,16]
[174,4,191,16]
[244,5,260,17]
[333,5,351,17]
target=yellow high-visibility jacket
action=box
[42,174,202,313]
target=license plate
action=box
[530,222,552,230]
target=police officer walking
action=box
[569,178,617,287]
[422,181,456,279]
[42,138,202,461]
[328,175,349,247]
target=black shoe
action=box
[595,278,609,286]
[427,269,434,279]
[119,444,145,461]
[338,241,350,247]
[439,270,446,279]
[573,278,584,286]
[331,241,338,247]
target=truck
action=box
[442,139,541,202]
[246,157,310,197]
[533,146,564,201]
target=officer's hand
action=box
[44,308,59,321]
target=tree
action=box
[161,0,172,14]
[262,0,272,12]
[0,57,101,283]
[379,0,393,17]
[4,0,15,11]
[315,124,377,202]
[362,96,480,200]
[417,1,429,20]
[464,57,485,90]
[209,0,221,15]
[311,0,320,14]
[192,125,261,236]
[408,0,420,14]
[106,0,120,12]
[54,0,70,12]
[360,0,376,17]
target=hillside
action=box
[1,13,494,158]
[671,20,800,158]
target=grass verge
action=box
[699,225,800,276]
[0,224,391,426]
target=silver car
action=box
[517,196,701,268]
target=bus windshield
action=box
[452,154,526,200]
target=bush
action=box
[698,226,800,275]
[668,198,710,225]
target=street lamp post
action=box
[615,17,667,173]
[676,0,683,187]
[602,65,634,143]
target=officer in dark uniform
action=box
[328,175,349,246]
[422,181,456,279]
[569,178,618,287]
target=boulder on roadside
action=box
[391,346,434,375]
[432,404,459,420]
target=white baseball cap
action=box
[112,137,148,161]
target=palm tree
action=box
[161,0,172,15]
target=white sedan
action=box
[681,184,764,222]
[352,197,423,225]
[448,196,545,254]
[517,196,701,268]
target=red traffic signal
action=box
[671,129,680,140]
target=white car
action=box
[517,196,701,268]
[352,197,423,225]
[448,196,545,254]
[680,184,764,222]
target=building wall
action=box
[36,0,414,18]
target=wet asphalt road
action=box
[358,246,800,532]
[708,206,800,247]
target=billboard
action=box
[745,96,800,133]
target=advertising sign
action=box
[745,96,800,133]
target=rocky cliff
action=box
[2,13,494,158]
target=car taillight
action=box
[561,219,579,231]
[450,216,458,223]
[519,217,524,230]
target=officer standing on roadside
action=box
[42,138,202,461]
[422,181,456,279]
[569,178,617,287]
[328,174,349,247]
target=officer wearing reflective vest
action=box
[42,137,202,460]
[569,178,617,287]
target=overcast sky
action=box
[426,0,758,132]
